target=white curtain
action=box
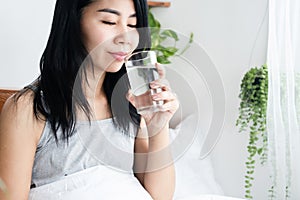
[267,0,300,199]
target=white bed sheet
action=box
[29,165,153,200]
[29,164,244,200]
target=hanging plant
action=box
[236,64,268,200]
[148,9,194,64]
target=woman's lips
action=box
[110,52,128,62]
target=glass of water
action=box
[125,50,163,114]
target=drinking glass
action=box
[125,51,163,114]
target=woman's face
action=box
[81,0,139,72]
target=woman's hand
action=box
[127,63,179,135]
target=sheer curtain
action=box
[267,0,300,199]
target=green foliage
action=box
[236,64,268,199]
[237,66,300,200]
[148,9,194,64]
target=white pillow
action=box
[169,115,224,199]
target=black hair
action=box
[20,0,150,141]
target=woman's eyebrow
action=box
[97,8,136,17]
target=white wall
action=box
[151,0,269,199]
[0,0,270,199]
[0,0,55,89]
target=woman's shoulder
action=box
[0,89,46,199]
[2,89,36,119]
[0,89,45,143]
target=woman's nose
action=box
[114,24,139,46]
[114,31,131,45]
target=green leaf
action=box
[162,47,178,57]
[148,10,160,28]
[246,160,255,165]
[189,32,194,43]
[257,148,263,155]
[150,29,160,39]
[161,29,179,41]
[157,55,171,64]
[245,176,254,180]
[151,36,160,48]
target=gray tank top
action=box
[31,118,136,188]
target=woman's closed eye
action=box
[101,20,136,28]
[102,20,116,25]
[128,24,137,28]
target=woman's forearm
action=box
[143,125,175,200]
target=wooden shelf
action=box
[148,1,171,7]
[0,89,18,111]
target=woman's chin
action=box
[105,61,124,73]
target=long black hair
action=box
[22,0,150,141]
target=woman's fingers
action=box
[160,100,179,112]
[149,72,178,112]
[127,62,179,115]
[150,79,170,91]
[151,90,176,102]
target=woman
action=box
[0,0,178,199]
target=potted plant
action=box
[236,64,268,199]
[148,9,194,64]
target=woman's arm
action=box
[144,124,175,200]
[0,92,44,200]
[133,119,148,185]
[132,63,178,200]
[134,119,175,200]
